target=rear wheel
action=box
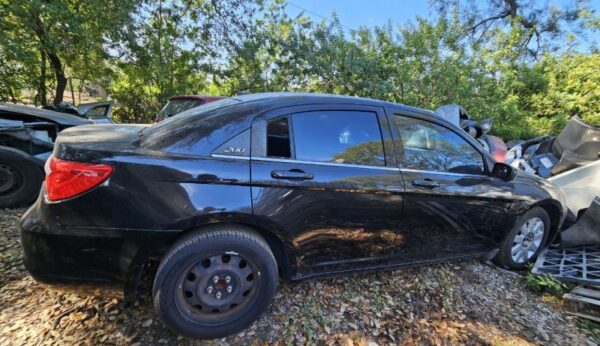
[0,148,43,208]
[153,225,278,339]
[493,207,550,269]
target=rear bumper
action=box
[20,197,179,301]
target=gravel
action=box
[0,207,594,345]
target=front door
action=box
[250,105,405,278]
[389,112,516,260]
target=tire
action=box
[493,207,551,269]
[0,147,44,208]
[153,225,278,339]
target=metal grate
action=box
[532,247,600,286]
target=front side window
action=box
[290,111,385,166]
[394,115,485,174]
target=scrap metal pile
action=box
[434,106,600,286]
[506,117,600,286]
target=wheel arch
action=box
[533,199,563,244]
[0,145,45,167]
[164,220,293,280]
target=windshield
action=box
[144,97,240,136]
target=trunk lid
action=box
[53,124,149,161]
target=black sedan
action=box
[20,93,567,339]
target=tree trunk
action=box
[39,49,47,106]
[47,51,67,105]
[69,78,75,105]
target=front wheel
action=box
[153,225,278,339]
[493,207,550,269]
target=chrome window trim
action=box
[210,153,250,160]
[211,153,487,177]
[250,156,399,171]
[399,167,486,178]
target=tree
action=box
[109,0,264,122]
[528,53,600,132]
[431,0,593,58]
[0,0,137,105]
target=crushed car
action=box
[43,100,115,124]
[20,92,568,339]
[0,103,99,208]
[505,116,600,235]
[504,116,600,286]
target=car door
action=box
[250,104,405,278]
[389,111,517,260]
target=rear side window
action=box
[290,111,385,166]
[267,117,291,158]
[393,115,485,174]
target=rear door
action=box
[250,104,405,278]
[389,111,516,260]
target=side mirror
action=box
[492,162,516,181]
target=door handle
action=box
[412,179,440,188]
[271,169,314,180]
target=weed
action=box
[525,272,572,296]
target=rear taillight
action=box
[45,156,114,201]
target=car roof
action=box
[228,92,435,116]
[0,103,91,126]
[169,95,224,101]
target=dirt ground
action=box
[0,207,595,345]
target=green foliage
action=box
[0,0,137,105]
[220,3,598,140]
[109,0,263,123]
[525,272,572,296]
[528,53,600,132]
[577,319,600,344]
[0,0,598,138]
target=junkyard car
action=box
[44,101,115,124]
[0,104,93,207]
[21,93,567,339]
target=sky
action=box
[285,0,433,29]
[284,0,600,50]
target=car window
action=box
[393,115,484,174]
[145,98,239,136]
[157,99,205,119]
[283,111,385,166]
[83,106,108,118]
[267,117,291,158]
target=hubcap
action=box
[0,163,22,194]
[176,253,257,320]
[511,217,545,263]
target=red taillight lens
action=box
[45,156,114,201]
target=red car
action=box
[156,95,223,121]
